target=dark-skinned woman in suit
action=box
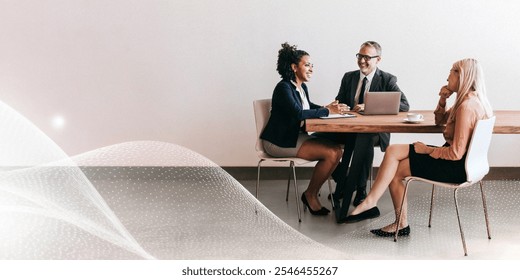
[261,42,348,215]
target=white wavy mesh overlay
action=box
[0,100,346,259]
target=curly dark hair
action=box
[276,42,309,81]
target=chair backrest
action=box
[253,99,272,153]
[465,116,496,182]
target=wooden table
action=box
[306,110,520,134]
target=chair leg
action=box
[428,184,436,227]
[327,178,335,210]
[256,159,264,198]
[453,188,468,256]
[255,159,265,215]
[285,164,291,202]
[395,179,412,242]
[368,166,373,190]
[290,161,302,223]
[479,181,492,239]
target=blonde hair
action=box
[449,58,493,122]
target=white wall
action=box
[1,0,519,167]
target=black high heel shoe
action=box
[301,193,330,216]
[370,225,411,237]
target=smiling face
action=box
[357,45,381,76]
[446,66,460,92]
[291,55,313,84]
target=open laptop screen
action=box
[360,91,401,115]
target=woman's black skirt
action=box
[408,144,467,184]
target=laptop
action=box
[360,91,401,115]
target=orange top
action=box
[430,92,486,160]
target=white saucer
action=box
[403,118,424,124]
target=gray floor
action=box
[239,178,520,259]
[4,160,518,260]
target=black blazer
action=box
[335,68,410,151]
[261,79,329,148]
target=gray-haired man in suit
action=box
[317,41,409,222]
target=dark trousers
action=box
[313,132,380,220]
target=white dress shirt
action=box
[354,69,376,105]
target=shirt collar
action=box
[360,68,377,82]
[290,80,305,91]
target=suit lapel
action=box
[369,68,382,91]
[350,71,360,105]
[289,81,303,107]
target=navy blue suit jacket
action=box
[335,68,410,151]
[261,79,329,148]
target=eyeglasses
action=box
[356,53,379,61]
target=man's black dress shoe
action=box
[336,216,348,224]
[301,193,330,216]
[343,206,380,223]
[370,225,411,237]
[352,189,367,206]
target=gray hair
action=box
[360,41,382,56]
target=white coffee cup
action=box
[407,113,424,122]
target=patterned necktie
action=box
[358,77,368,104]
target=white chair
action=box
[395,116,495,256]
[253,99,333,222]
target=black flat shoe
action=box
[353,189,367,206]
[343,207,380,223]
[370,225,411,237]
[301,193,330,216]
